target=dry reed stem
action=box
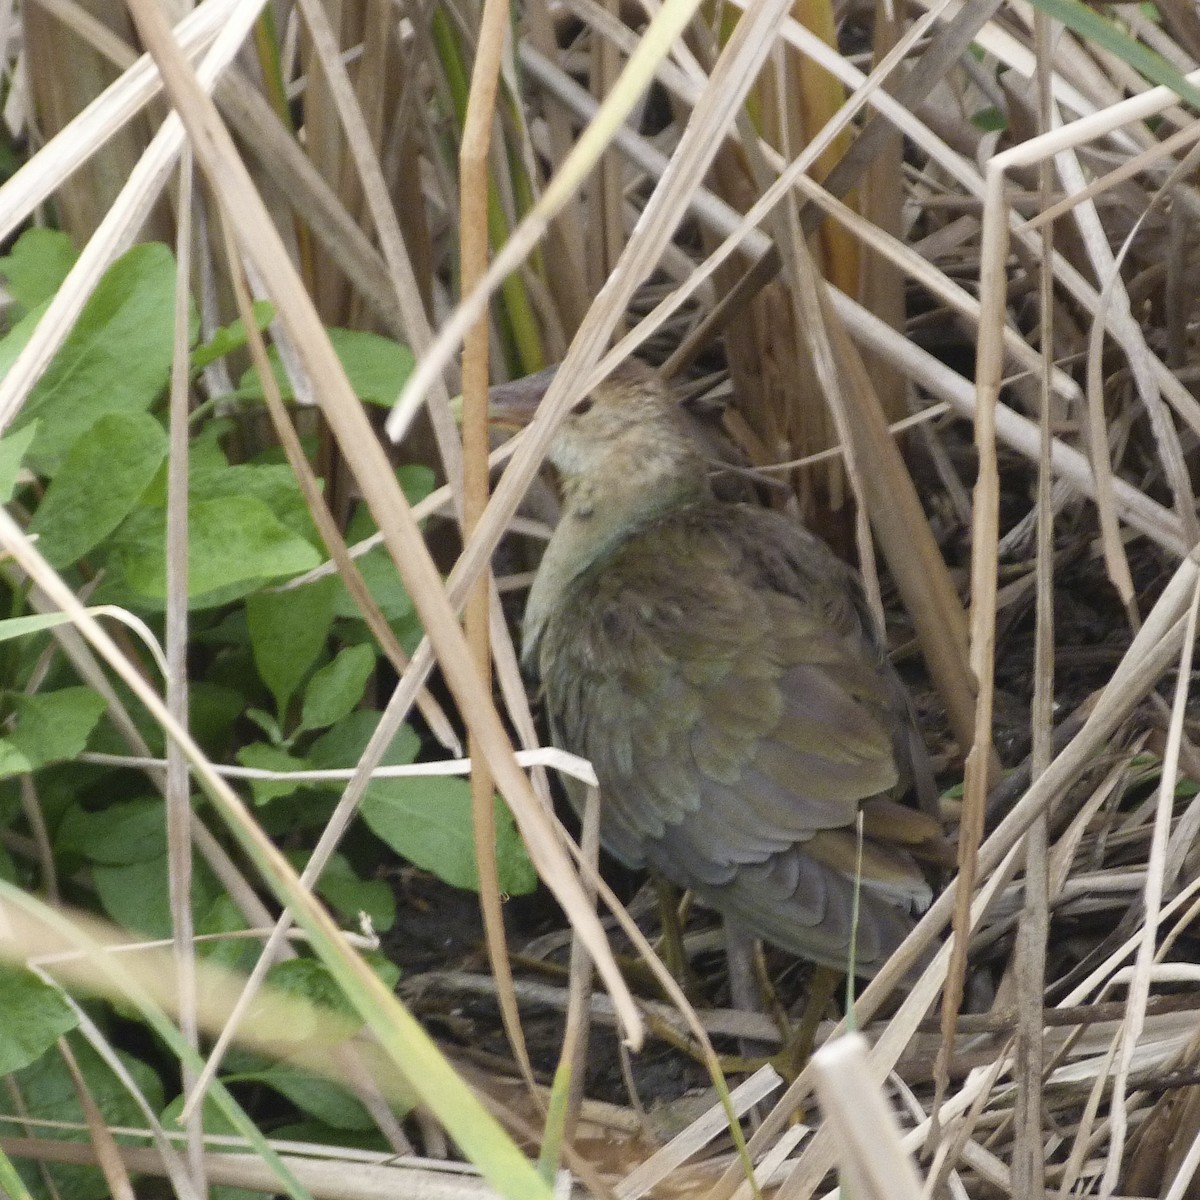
[1009,24,1056,1184]
[164,147,202,1190]
[0,1135,567,1198]
[458,0,536,1112]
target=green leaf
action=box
[194,893,256,975]
[233,1063,377,1130]
[113,495,321,601]
[139,421,233,508]
[0,228,77,310]
[6,688,106,772]
[92,853,222,939]
[307,710,419,772]
[161,1090,242,1137]
[295,851,395,932]
[0,422,38,503]
[245,707,285,744]
[188,462,318,544]
[56,798,165,865]
[0,964,78,1075]
[0,612,82,643]
[29,412,167,566]
[190,418,234,478]
[235,742,311,805]
[0,840,19,884]
[0,1038,163,1200]
[246,575,337,716]
[191,300,275,369]
[0,1145,35,1200]
[239,328,416,407]
[331,544,415,622]
[13,243,178,472]
[260,955,400,1020]
[395,463,436,506]
[0,305,46,393]
[264,957,358,1019]
[0,741,32,778]
[332,330,416,406]
[970,106,1007,132]
[1026,0,1200,107]
[299,644,374,732]
[332,469,433,621]
[361,777,536,895]
[188,681,245,753]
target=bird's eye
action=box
[573,397,594,416]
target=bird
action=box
[501,360,944,978]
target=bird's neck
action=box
[523,466,707,665]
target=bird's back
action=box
[534,501,942,975]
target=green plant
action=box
[0,228,536,1195]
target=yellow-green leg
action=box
[772,964,843,1080]
[653,877,706,999]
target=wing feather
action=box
[536,500,940,972]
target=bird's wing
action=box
[538,505,929,900]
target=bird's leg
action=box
[642,920,776,1076]
[724,919,777,1063]
[652,876,702,994]
[773,965,843,1080]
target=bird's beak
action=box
[483,365,560,434]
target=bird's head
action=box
[489,360,707,506]
[546,362,704,487]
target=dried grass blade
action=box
[837,292,1185,554]
[1059,141,1200,551]
[1010,30,1057,1195]
[1100,575,1200,1195]
[58,1036,136,1200]
[215,67,403,337]
[616,1066,783,1200]
[1162,1093,1200,1199]
[540,787,601,1177]
[811,1034,924,1200]
[934,145,1007,1130]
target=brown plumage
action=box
[514,362,943,976]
